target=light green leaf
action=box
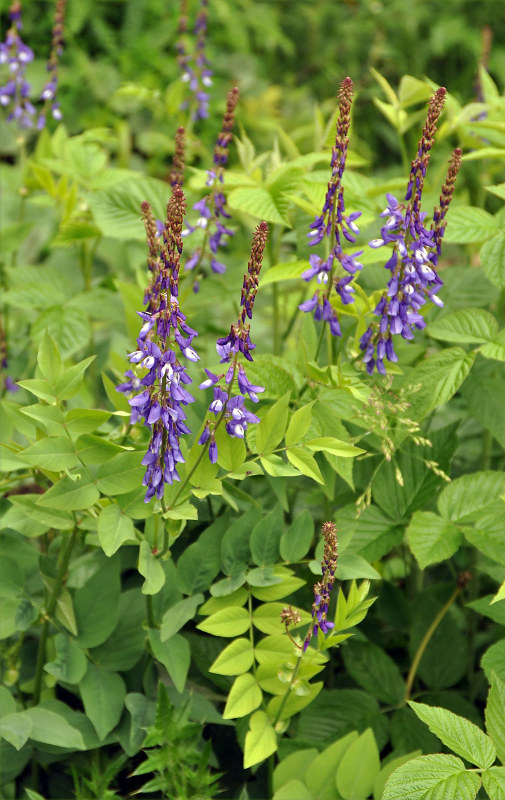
[382,754,481,800]
[250,506,284,567]
[444,206,498,244]
[31,307,90,360]
[223,673,262,719]
[336,552,381,581]
[260,260,308,286]
[37,330,62,385]
[98,504,136,556]
[0,712,32,750]
[483,767,505,799]
[373,751,423,800]
[480,234,505,289]
[74,559,120,648]
[336,728,381,800]
[256,391,291,455]
[37,471,100,511]
[260,454,301,477]
[492,581,505,605]
[482,640,505,683]
[485,673,505,764]
[272,780,314,800]
[55,356,96,400]
[90,176,171,240]
[280,510,314,563]
[64,409,111,437]
[252,602,310,635]
[196,606,250,637]
[159,594,203,641]
[244,710,278,768]
[21,436,79,471]
[405,347,475,420]
[209,638,254,676]
[307,732,358,800]
[214,425,246,471]
[287,447,324,483]
[480,329,505,361]
[304,437,365,458]
[409,701,496,769]
[407,511,462,568]
[148,630,190,694]
[80,662,126,740]
[285,403,314,447]
[438,471,505,523]
[138,541,166,596]
[24,706,86,750]
[44,633,87,684]
[97,451,145,495]
[428,309,498,344]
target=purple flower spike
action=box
[0,1,35,128]
[299,78,363,338]
[303,522,338,652]
[176,0,212,121]
[198,223,269,463]
[116,186,200,503]
[183,87,239,291]
[37,0,66,128]
[359,92,462,374]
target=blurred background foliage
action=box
[2,0,505,169]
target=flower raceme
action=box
[117,186,200,503]
[303,522,338,651]
[299,77,364,337]
[198,222,269,463]
[176,0,212,121]
[360,89,462,374]
[38,0,66,128]
[0,1,35,128]
[183,87,239,290]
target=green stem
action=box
[32,529,77,707]
[273,283,280,355]
[146,595,157,629]
[272,656,303,728]
[404,585,461,702]
[314,321,327,362]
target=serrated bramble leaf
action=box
[428,308,498,344]
[485,673,505,765]
[480,234,505,289]
[407,511,462,569]
[382,753,481,800]
[409,701,496,769]
[444,206,498,244]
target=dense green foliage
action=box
[2,1,505,799]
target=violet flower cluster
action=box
[176,0,212,121]
[303,522,338,652]
[0,2,35,128]
[38,0,66,128]
[117,187,200,503]
[359,88,462,375]
[198,222,269,463]
[0,0,66,129]
[299,77,364,337]
[183,87,239,291]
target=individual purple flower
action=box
[176,0,212,121]
[183,87,239,291]
[198,222,269,463]
[303,522,338,652]
[0,1,35,129]
[359,90,462,375]
[299,77,363,337]
[117,186,200,503]
[37,0,66,129]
